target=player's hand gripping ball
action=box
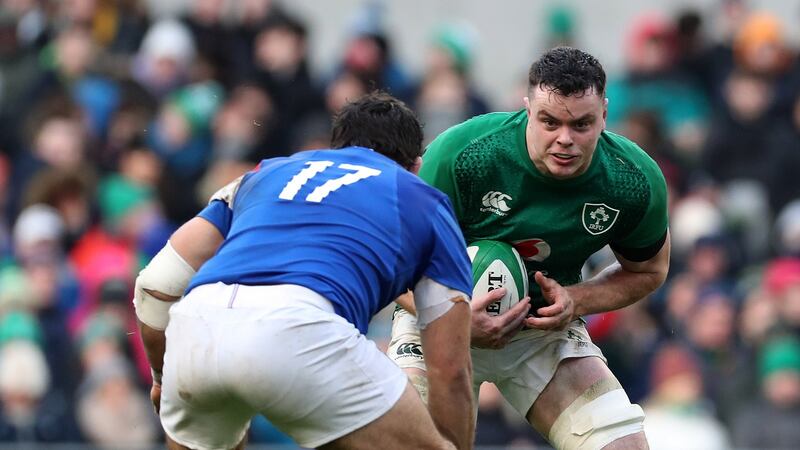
[468,240,529,316]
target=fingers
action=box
[528,272,572,330]
[471,287,508,310]
[532,271,561,316]
[498,298,531,335]
[482,298,531,349]
[496,297,531,327]
[533,271,557,297]
[536,300,565,318]
[524,315,567,331]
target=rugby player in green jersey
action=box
[390,47,670,449]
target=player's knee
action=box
[548,388,645,450]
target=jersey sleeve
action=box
[422,198,473,295]
[610,156,669,261]
[419,130,465,216]
[197,200,232,237]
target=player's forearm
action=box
[139,320,167,376]
[420,302,474,449]
[427,366,474,450]
[569,262,666,317]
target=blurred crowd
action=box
[0,0,799,448]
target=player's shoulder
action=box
[598,130,664,181]
[397,168,450,204]
[427,110,525,155]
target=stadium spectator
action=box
[763,94,800,213]
[21,168,94,252]
[182,0,236,89]
[682,288,751,423]
[606,12,709,160]
[0,323,82,442]
[700,70,782,202]
[0,7,42,159]
[76,354,158,447]
[731,335,800,448]
[132,19,196,99]
[763,258,800,335]
[642,343,730,450]
[246,12,325,160]
[411,22,490,145]
[334,2,413,99]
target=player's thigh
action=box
[490,320,606,418]
[320,382,455,450]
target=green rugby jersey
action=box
[420,110,669,309]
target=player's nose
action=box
[555,127,573,146]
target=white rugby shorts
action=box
[160,283,408,449]
[388,308,606,416]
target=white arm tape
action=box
[133,241,196,330]
[412,276,470,330]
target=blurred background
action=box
[0,0,799,448]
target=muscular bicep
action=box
[169,217,225,271]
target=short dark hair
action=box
[528,47,606,97]
[331,92,423,169]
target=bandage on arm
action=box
[133,217,224,330]
[412,276,470,329]
[133,240,196,331]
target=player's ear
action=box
[603,98,609,119]
[410,156,423,175]
[523,96,531,115]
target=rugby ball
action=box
[467,240,529,316]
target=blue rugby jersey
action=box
[188,146,472,333]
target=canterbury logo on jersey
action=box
[480,191,512,216]
[396,343,423,357]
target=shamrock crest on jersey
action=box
[582,203,620,235]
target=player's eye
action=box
[541,118,558,129]
[573,120,591,130]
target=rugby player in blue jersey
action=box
[133,92,480,450]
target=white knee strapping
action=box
[548,387,645,450]
[133,241,196,330]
